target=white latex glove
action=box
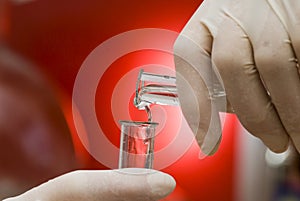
[174,0,300,154]
[3,168,176,201]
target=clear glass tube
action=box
[118,120,158,169]
[134,69,179,110]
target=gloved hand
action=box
[3,168,176,201]
[174,0,300,155]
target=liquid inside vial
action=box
[119,120,157,169]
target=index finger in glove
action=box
[174,1,228,156]
[4,169,176,201]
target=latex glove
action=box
[174,0,300,154]
[3,168,176,201]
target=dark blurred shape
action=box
[273,152,300,200]
[0,46,77,199]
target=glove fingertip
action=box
[147,172,176,198]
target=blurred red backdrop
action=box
[6,1,239,200]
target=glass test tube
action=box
[118,121,158,169]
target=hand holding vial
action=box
[4,169,175,201]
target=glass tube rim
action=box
[119,120,158,127]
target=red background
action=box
[6,1,238,200]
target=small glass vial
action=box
[118,120,158,169]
